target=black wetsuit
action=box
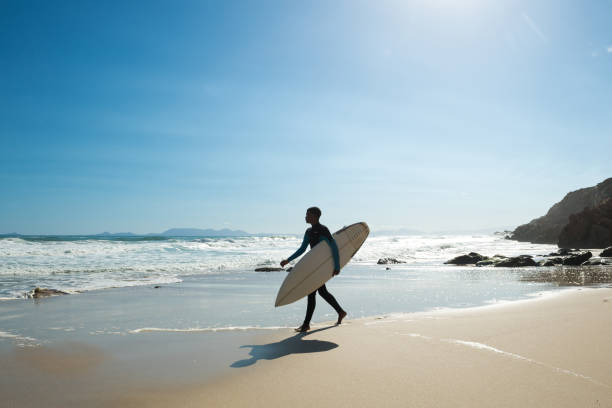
[286,223,345,327]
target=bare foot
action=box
[336,311,347,325]
[294,324,310,333]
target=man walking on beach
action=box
[280,207,347,332]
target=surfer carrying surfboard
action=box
[280,207,347,332]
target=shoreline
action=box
[0,271,609,323]
[1,270,607,335]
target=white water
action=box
[0,234,557,299]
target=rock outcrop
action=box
[600,247,612,257]
[494,255,538,267]
[444,252,487,265]
[539,258,563,266]
[377,258,406,265]
[27,287,68,298]
[444,249,608,267]
[510,178,612,244]
[557,199,612,249]
[254,267,283,272]
[561,251,592,266]
[475,255,507,266]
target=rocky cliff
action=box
[558,198,612,248]
[510,178,612,245]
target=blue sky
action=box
[1,0,611,234]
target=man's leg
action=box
[317,284,347,324]
[297,291,316,332]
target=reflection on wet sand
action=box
[519,266,612,286]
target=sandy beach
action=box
[130,287,612,408]
[3,287,611,407]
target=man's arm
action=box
[321,235,340,275]
[280,231,309,267]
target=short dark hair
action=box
[307,206,321,218]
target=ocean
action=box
[0,233,564,300]
[1,233,611,348]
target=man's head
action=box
[305,206,322,224]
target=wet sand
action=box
[0,329,262,407]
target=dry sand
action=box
[108,287,612,407]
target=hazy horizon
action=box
[0,224,518,236]
[2,1,611,235]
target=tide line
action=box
[0,330,40,348]
[129,326,290,334]
[400,333,610,389]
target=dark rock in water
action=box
[494,255,538,267]
[377,258,406,265]
[562,251,592,266]
[475,255,507,267]
[30,287,68,298]
[509,178,612,244]
[539,257,564,266]
[254,267,283,272]
[599,247,612,257]
[557,198,612,249]
[385,267,391,270]
[444,252,487,265]
[154,285,161,289]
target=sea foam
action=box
[0,234,557,300]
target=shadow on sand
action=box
[231,326,339,368]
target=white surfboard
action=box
[275,222,370,307]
